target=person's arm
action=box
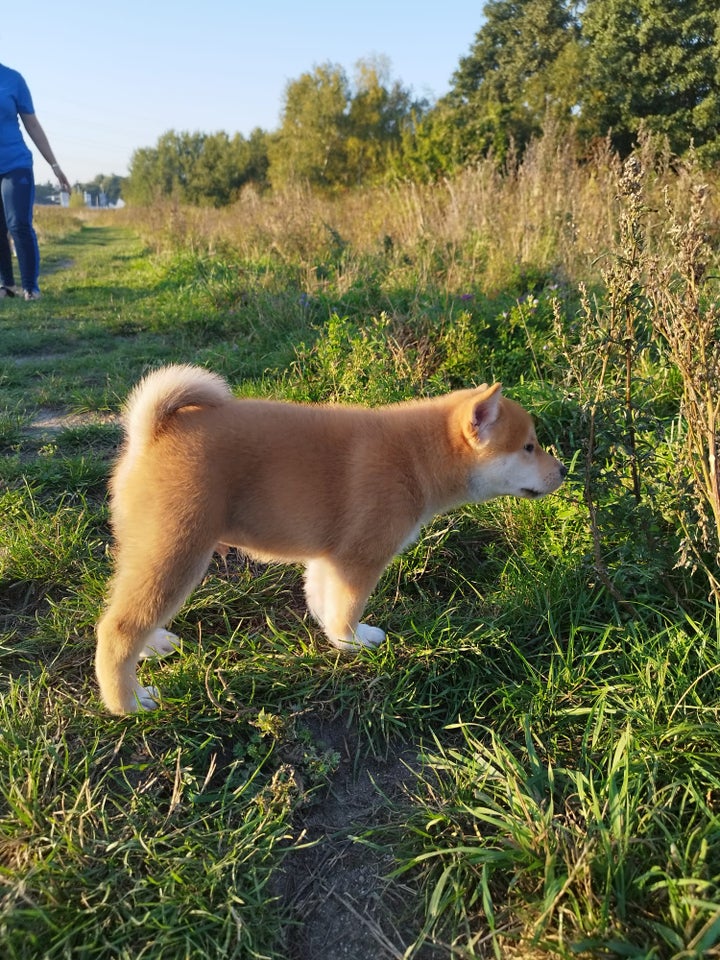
[19,112,71,193]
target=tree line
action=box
[124,0,720,205]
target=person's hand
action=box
[52,163,71,193]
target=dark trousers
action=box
[0,167,39,293]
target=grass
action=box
[1,145,720,959]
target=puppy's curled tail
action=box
[123,364,232,452]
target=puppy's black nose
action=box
[559,464,568,478]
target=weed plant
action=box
[1,134,719,958]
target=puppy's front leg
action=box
[304,557,387,651]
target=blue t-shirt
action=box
[0,63,34,173]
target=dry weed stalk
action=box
[602,155,646,505]
[553,285,626,604]
[552,155,653,604]
[649,176,720,598]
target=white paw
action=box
[356,623,386,647]
[139,628,180,660]
[134,684,160,711]
[329,622,386,652]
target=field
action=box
[1,137,720,958]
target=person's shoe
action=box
[0,285,16,297]
[23,289,41,301]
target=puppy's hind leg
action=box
[304,557,387,652]
[139,628,181,660]
[96,545,215,715]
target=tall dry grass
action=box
[102,130,642,293]
[110,129,720,300]
[649,173,720,597]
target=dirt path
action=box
[276,717,438,959]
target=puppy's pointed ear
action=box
[469,382,503,441]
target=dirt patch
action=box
[10,352,69,367]
[43,257,75,274]
[277,716,439,960]
[25,408,120,437]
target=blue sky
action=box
[5,1,484,185]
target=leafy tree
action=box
[267,63,351,189]
[439,0,581,164]
[580,0,720,160]
[124,145,159,205]
[268,58,425,188]
[124,131,204,204]
[345,57,427,184]
[399,0,718,175]
[185,130,269,205]
[125,129,269,205]
[392,102,467,180]
[156,131,207,197]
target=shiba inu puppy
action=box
[95,364,566,714]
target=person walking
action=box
[0,61,71,300]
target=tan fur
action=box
[96,364,566,714]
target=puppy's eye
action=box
[524,443,535,453]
